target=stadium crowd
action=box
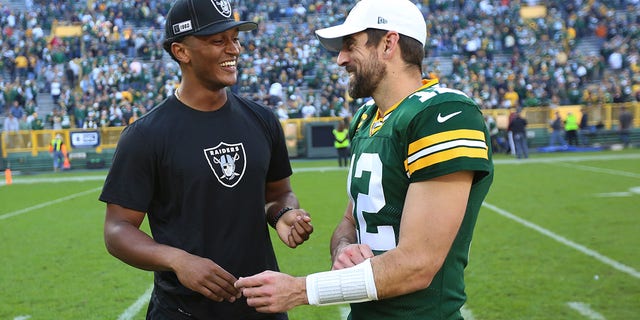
[1,0,639,131]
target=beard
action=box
[348,52,386,99]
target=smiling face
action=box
[177,28,243,90]
[337,32,387,99]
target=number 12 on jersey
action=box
[348,153,397,251]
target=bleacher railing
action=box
[2,104,638,159]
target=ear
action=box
[382,31,400,57]
[171,41,190,64]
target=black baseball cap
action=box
[164,0,257,42]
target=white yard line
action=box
[339,306,350,319]
[492,153,640,165]
[482,202,640,279]
[0,175,105,186]
[117,284,153,320]
[0,187,102,220]
[567,302,606,320]
[461,305,476,320]
[550,162,640,179]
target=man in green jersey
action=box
[236,0,494,319]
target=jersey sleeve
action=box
[405,95,492,183]
[99,123,156,212]
[265,109,293,182]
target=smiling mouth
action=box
[220,60,237,68]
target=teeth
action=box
[221,61,236,67]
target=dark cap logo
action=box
[172,20,193,35]
[211,0,232,18]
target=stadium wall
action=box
[1,104,638,173]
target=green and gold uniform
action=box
[346,79,493,320]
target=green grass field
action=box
[1,149,639,319]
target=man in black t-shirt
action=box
[99,1,313,319]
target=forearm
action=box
[330,217,357,260]
[369,247,442,299]
[265,179,300,222]
[104,220,186,272]
[265,193,299,221]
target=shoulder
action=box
[229,91,277,121]
[407,86,477,110]
[396,86,482,127]
[121,97,173,136]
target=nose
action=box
[226,40,241,55]
[337,50,349,67]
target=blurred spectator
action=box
[564,112,580,146]
[618,106,634,148]
[508,111,529,159]
[0,0,636,137]
[549,111,567,147]
[3,113,20,148]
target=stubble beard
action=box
[348,53,386,99]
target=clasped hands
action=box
[174,209,313,304]
[235,243,374,313]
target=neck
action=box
[373,68,423,115]
[176,84,228,112]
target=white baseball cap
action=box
[315,0,427,52]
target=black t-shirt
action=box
[100,91,291,319]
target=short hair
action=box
[365,29,424,70]
[162,36,187,62]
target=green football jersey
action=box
[346,81,494,320]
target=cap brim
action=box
[194,20,257,36]
[315,24,366,51]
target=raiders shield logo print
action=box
[211,0,232,18]
[204,142,246,188]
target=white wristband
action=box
[306,258,378,306]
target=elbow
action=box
[410,265,440,291]
[403,256,447,292]
[103,221,125,258]
[103,228,118,257]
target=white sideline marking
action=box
[461,305,475,320]
[117,284,153,320]
[492,153,640,165]
[13,316,31,320]
[595,192,634,197]
[567,302,606,320]
[339,306,350,319]
[0,175,106,186]
[482,202,640,279]
[551,162,640,179]
[0,187,102,220]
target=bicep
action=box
[374,171,473,298]
[104,203,145,233]
[399,171,473,253]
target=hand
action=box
[235,271,307,313]
[275,209,313,248]
[172,252,241,303]
[332,243,374,270]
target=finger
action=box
[234,272,269,289]
[290,225,306,244]
[293,218,313,236]
[292,218,313,238]
[206,274,240,300]
[197,284,225,302]
[358,245,374,259]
